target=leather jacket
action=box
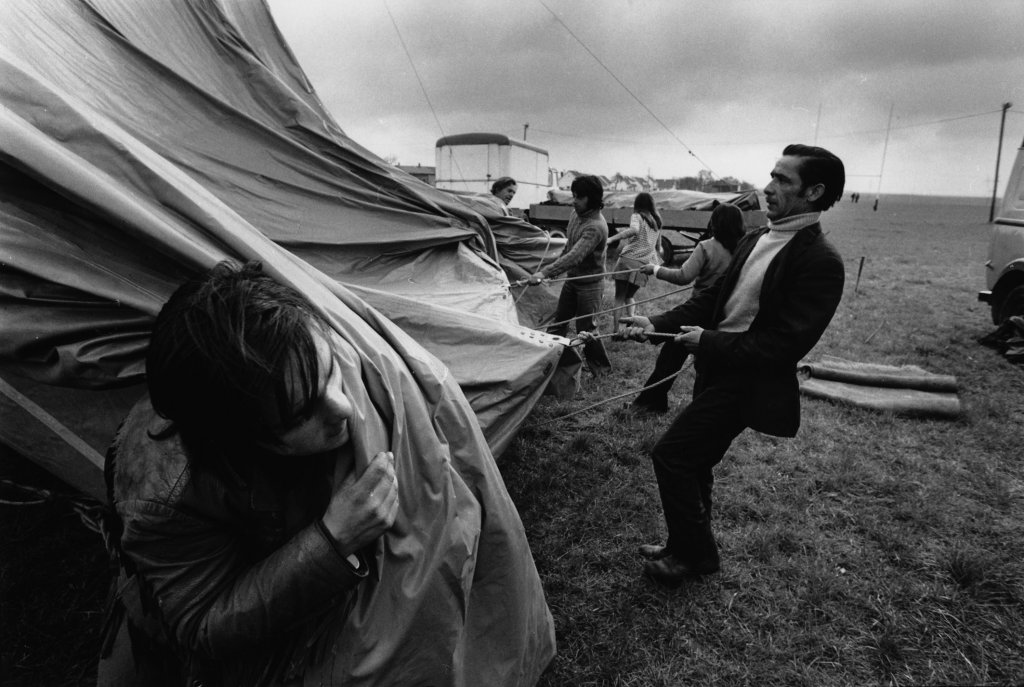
[106,396,368,686]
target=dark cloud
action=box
[270,0,1024,194]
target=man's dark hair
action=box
[490,176,516,194]
[570,174,604,211]
[782,144,845,211]
[146,261,330,469]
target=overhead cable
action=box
[382,1,444,139]
[383,1,470,181]
[537,0,716,176]
[533,107,1012,149]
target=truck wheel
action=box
[996,284,1024,324]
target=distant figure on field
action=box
[617,144,846,586]
[606,191,663,325]
[491,176,518,215]
[629,202,746,413]
[528,174,611,375]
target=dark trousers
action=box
[651,379,747,561]
[550,279,611,370]
[635,340,689,410]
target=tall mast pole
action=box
[814,102,822,145]
[874,103,894,211]
[989,102,1012,222]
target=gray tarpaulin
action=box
[0,0,562,465]
[451,191,566,329]
[0,1,558,683]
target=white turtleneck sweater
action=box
[716,212,821,333]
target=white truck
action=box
[980,141,1024,323]
[435,133,551,209]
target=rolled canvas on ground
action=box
[799,356,961,419]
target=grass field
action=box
[3,195,1023,686]
[502,195,1024,686]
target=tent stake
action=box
[854,256,866,295]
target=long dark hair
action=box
[709,203,745,252]
[633,191,662,229]
[146,261,330,470]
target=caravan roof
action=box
[436,133,549,156]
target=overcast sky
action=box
[268,0,1024,197]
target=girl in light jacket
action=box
[607,192,662,326]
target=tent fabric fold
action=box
[459,196,566,330]
[1,0,559,452]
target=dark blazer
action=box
[650,223,845,436]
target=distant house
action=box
[557,170,618,191]
[559,172,742,193]
[560,170,657,192]
[556,169,583,189]
[398,164,436,186]
[611,173,653,192]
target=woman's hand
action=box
[641,263,657,275]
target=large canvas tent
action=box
[0,0,564,501]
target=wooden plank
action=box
[606,208,633,226]
[0,376,107,501]
[527,205,570,222]
[0,377,142,502]
[661,210,713,230]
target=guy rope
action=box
[509,269,698,425]
[527,366,690,427]
[543,283,693,330]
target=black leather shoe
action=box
[638,543,670,559]
[643,553,720,586]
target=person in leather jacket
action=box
[99,261,554,685]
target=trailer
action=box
[435,133,551,209]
